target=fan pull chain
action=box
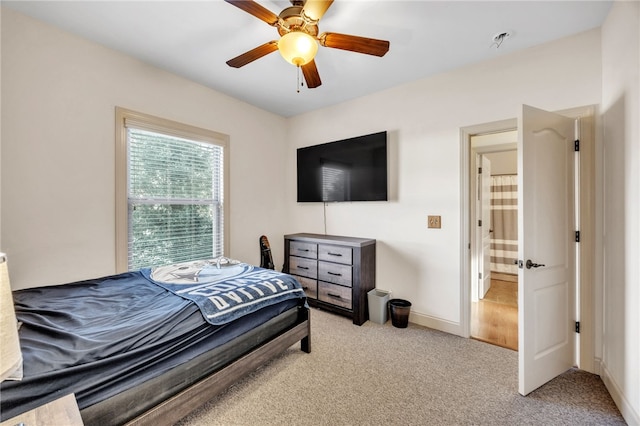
[296,65,304,93]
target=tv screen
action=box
[297,131,388,202]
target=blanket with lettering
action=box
[142,259,306,325]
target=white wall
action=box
[286,29,602,330]
[0,8,288,289]
[601,2,640,424]
[485,151,517,176]
[2,3,638,424]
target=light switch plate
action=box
[428,215,441,229]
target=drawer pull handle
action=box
[327,252,343,257]
[328,272,342,276]
[297,266,309,270]
[328,293,342,299]
[298,249,310,252]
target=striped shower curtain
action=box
[490,175,518,274]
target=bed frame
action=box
[79,305,310,426]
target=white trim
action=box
[601,361,640,425]
[460,106,597,374]
[460,119,516,339]
[556,106,598,374]
[409,311,464,336]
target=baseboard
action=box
[592,356,602,376]
[600,360,640,426]
[408,310,462,336]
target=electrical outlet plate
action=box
[428,215,441,229]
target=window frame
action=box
[115,107,230,273]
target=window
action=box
[116,108,229,272]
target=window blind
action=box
[127,127,224,270]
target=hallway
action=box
[471,274,518,351]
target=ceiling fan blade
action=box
[301,60,322,88]
[319,32,390,57]
[224,0,279,25]
[301,0,334,21]
[226,41,279,68]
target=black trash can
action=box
[389,299,411,328]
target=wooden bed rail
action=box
[125,309,310,426]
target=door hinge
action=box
[575,231,580,242]
[575,139,580,151]
[478,272,482,280]
[575,321,580,333]
[478,167,482,174]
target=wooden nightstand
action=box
[0,394,83,426]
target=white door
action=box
[479,155,492,298]
[518,105,576,395]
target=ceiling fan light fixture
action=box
[278,31,318,66]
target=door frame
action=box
[470,137,516,303]
[460,105,596,373]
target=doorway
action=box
[470,131,519,351]
[460,105,597,388]
[471,273,518,350]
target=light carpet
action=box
[176,308,625,425]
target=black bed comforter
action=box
[0,270,302,421]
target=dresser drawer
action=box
[295,275,317,299]
[318,261,352,287]
[318,244,352,265]
[289,256,317,279]
[318,282,352,309]
[290,241,318,259]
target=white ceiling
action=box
[3,1,612,117]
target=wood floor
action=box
[471,274,518,351]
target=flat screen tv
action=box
[297,131,387,202]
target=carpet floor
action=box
[176,308,625,425]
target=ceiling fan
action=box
[224,0,390,89]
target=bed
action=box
[0,259,311,425]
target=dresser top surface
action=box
[285,233,376,247]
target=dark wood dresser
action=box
[284,233,376,325]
